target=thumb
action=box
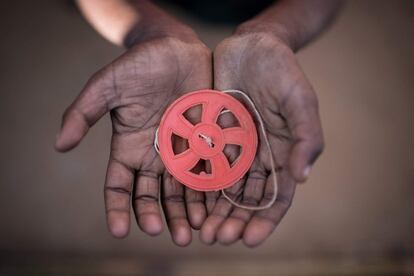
[281,84,324,183]
[55,72,110,152]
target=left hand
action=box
[200,31,324,247]
[55,34,212,246]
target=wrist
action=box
[125,23,199,48]
[122,0,201,48]
[235,20,297,51]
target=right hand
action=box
[200,31,324,247]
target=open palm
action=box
[200,33,324,247]
[55,36,212,246]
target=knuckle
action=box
[105,208,129,214]
[185,193,204,204]
[254,214,278,229]
[105,186,132,196]
[137,170,159,180]
[247,170,267,181]
[242,196,260,206]
[164,194,185,203]
[136,211,161,221]
[223,190,243,202]
[210,212,228,219]
[276,194,293,210]
[166,215,187,223]
[230,212,250,223]
[263,191,276,203]
[134,194,158,202]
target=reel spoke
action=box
[201,100,223,124]
[223,127,249,147]
[210,152,231,177]
[170,115,193,139]
[173,149,200,171]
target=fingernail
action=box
[304,166,311,178]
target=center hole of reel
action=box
[198,133,215,148]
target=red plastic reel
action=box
[158,89,258,191]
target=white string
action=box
[220,89,278,211]
[198,133,214,148]
[153,90,278,211]
[154,127,160,154]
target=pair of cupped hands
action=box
[55,24,324,247]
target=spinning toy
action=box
[157,89,258,191]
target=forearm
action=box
[76,0,197,48]
[236,0,343,51]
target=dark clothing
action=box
[158,0,275,24]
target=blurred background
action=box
[0,0,413,275]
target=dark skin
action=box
[56,31,212,246]
[56,0,341,247]
[201,33,324,247]
[200,0,342,247]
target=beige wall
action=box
[0,0,413,261]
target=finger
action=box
[200,109,243,235]
[205,191,220,214]
[243,169,296,247]
[162,173,192,247]
[55,71,110,152]
[172,123,207,230]
[104,158,134,238]
[133,171,163,236]
[199,178,244,245]
[280,82,324,182]
[203,157,219,214]
[185,187,206,230]
[217,168,267,245]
